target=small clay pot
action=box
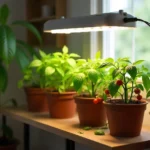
[24,87,49,112]
[46,92,76,118]
[104,101,147,137]
[0,144,17,150]
[75,96,106,127]
[0,138,19,150]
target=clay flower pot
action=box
[0,144,17,150]
[0,138,19,150]
[75,96,106,127]
[46,92,76,118]
[104,101,147,137]
[24,87,49,112]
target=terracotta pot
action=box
[24,87,49,112]
[75,96,106,127]
[0,138,19,150]
[104,101,147,137]
[46,92,76,118]
[0,144,17,150]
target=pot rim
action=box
[74,96,95,100]
[103,101,148,106]
[46,91,76,95]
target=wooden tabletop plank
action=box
[1,107,150,150]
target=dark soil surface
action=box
[105,99,147,104]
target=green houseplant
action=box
[0,4,41,150]
[18,50,52,112]
[101,57,150,137]
[30,46,80,118]
[73,52,108,127]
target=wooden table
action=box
[1,107,150,150]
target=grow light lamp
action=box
[44,10,136,34]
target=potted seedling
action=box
[0,124,19,150]
[18,50,53,112]
[73,52,108,127]
[101,57,150,137]
[0,99,18,150]
[30,46,80,118]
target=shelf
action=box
[29,16,55,23]
[26,0,66,48]
[1,107,150,150]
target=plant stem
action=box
[91,81,95,97]
[123,74,128,103]
[117,91,124,99]
[129,81,134,102]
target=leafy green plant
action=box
[18,50,52,88]
[0,4,41,93]
[29,46,80,92]
[73,51,108,98]
[100,57,150,103]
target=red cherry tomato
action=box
[116,80,123,86]
[137,95,142,100]
[134,88,141,94]
[105,89,110,95]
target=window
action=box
[102,0,150,68]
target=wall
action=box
[67,0,91,58]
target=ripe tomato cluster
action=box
[134,88,142,100]
[93,98,103,104]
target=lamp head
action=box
[44,10,136,34]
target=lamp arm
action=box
[124,17,150,27]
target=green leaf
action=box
[102,93,107,101]
[67,58,76,67]
[9,98,17,107]
[108,81,120,97]
[0,25,16,64]
[76,59,86,65]
[133,60,144,65]
[88,69,98,83]
[2,124,13,138]
[39,50,47,58]
[45,66,55,76]
[15,45,30,71]
[105,58,114,63]
[83,126,92,130]
[0,4,9,24]
[53,52,62,57]
[73,73,85,91]
[18,80,23,88]
[142,73,150,92]
[146,90,150,98]
[94,130,105,135]
[12,20,42,44]
[0,63,7,92]
[56,68,64,76]
[17,40,39,58]
[118,57,131,63]
[99,62,112,68]
[62,45,68,54]
[70,53,80,58]
[126,65,137,80]
[112,69,121,79]
[30,60,42,67]
[95,51,101,59]
[136,84,144,91]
